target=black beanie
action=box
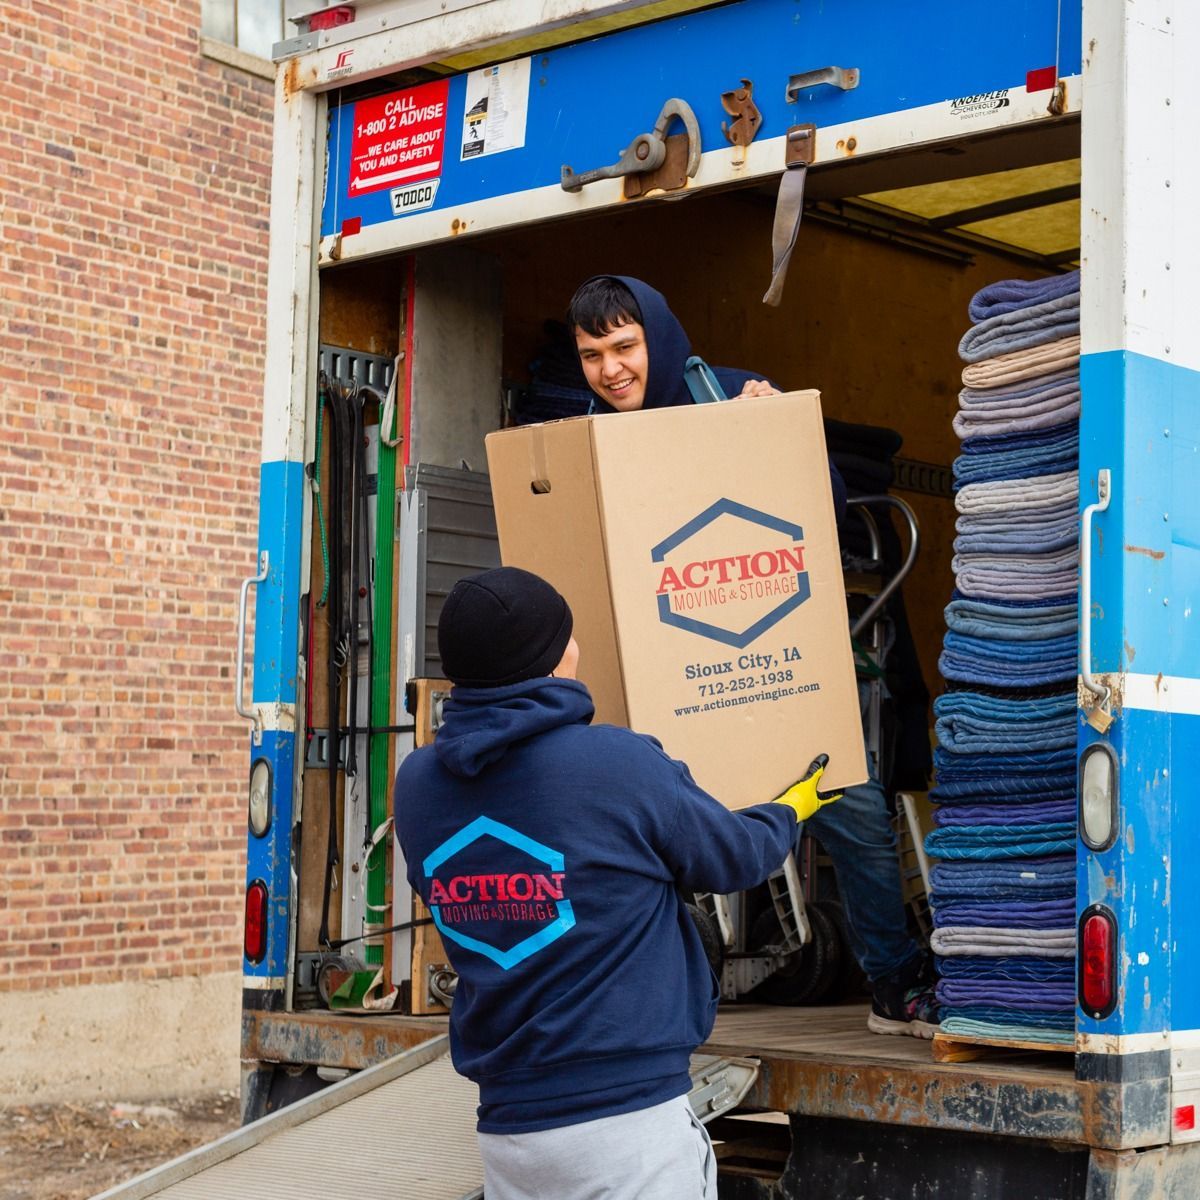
[437,566,573,688]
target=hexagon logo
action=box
[422,815,576,970]
[651,498,810,649]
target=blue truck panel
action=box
[321,0,1082,237]
[1078,708,1171,1038]
[1081,351,1200,678]
[244,728,296,979]
[254,459,305,706]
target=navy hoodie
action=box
[394,676,797,1134]
[584,275,847,521]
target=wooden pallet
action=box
[932,1030,1073,1063]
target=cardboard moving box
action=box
[484,391,867,808]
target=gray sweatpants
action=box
[477,1094,718,1200]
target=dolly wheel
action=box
[749,900,843,1005]
[686,904,726,977]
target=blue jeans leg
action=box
[802,773,922,984]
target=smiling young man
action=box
[565,274,940,1040]
[569,275,780,414]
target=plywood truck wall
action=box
[485,191,1050,702]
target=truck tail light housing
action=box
[248,758,272,837]
[309,6,355,31]
[245,880,268,964]
[1079,742,1118,851]
[1079,904,1117,1019]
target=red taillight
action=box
[1079,905,1117,1018]
[309,6,354,31]
[1175,1105,1196,1133]
[245,880,268,964]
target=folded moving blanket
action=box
[925,823,1076,860]
[952,547,1079,580]
[935,722,1076,754]
[954,429,1079,480]
[958,294,1080,363]
[934,687,1076,727]
[931,856,1074,892]
[936,955,1075,980]
[956,470,1078,515]
[951,577,1078,607]
[943,598,1078,640]
[955,367,1080,410]
[939,1008,1074,1032]
[931,885,1074,903]
[932,800,1076,826]
[937,979,1076,1008]
[932,773,1077,799]
[954,403,1082,440]
[960,420,1079,456]
[958,370,1079,414]
[934,688,1076,718]
[942,629,1078,660]
[959,364,1079,405]
[968,272,1080,323]
[953,376,1080,440]
[932,897,1076,928]
[953,449,1079,490]
[956,498,1078,533]
[948,589,1073,610]
[938,1015,1074,1044]
[933,745,1076,776]
[930,925,1076,956]
[931,787,1075,810]
[940,645,1077,687]
[954,523,1078,556]
[961,335,1080,388]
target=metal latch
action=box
[786,65,860,102]
[785,123,816,167]
[721,79,762,151]
[561,98,701,194]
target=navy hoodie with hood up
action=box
[581,275,847,521]
[394,676,797,1134]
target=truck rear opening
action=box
[232,1,1200,1193]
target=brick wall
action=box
[0,3,272,992]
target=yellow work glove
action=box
[772,753,843,823]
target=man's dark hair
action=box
[567,277,644,337]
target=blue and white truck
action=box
[219,0,1198,1195]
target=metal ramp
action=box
[94,1035,759,1199]
[93,1037,482,1200]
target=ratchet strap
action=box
[763,161,808,307]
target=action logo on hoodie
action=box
[651,498,811,649]
[422,816,576,969]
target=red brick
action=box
[0,1,272,992]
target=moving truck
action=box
[226,1,1200,1194]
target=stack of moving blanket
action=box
[926,271,1081,1046]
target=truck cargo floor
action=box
[704,1003,1083,1142]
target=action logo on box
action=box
[651,498,810,649]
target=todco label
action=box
[389,178,440,216]
[650,498,811,649]
[348,79,450,197]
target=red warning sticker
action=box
[348,79,450,197]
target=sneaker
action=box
[867,979,941,1040]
